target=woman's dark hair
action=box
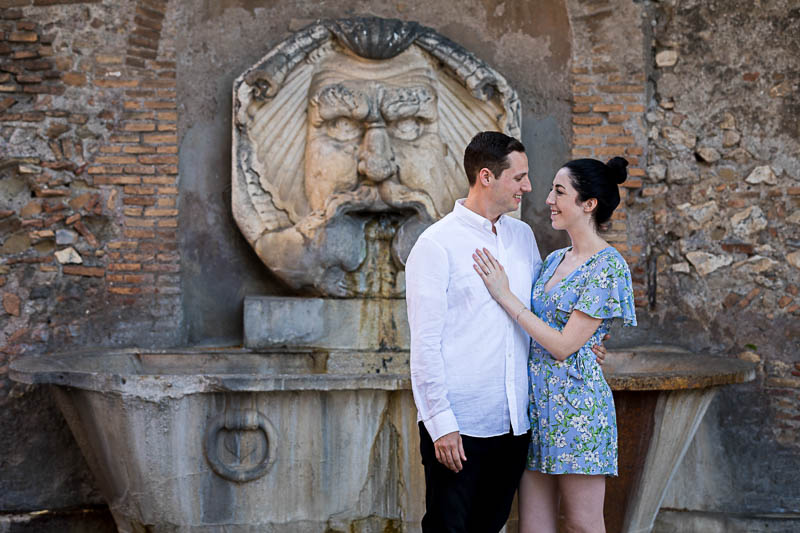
[563,157,628,230]
[464,131,525,186]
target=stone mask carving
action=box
[233,17,520,297]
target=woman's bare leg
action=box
[518,470,559,533]
[558,474,606,533]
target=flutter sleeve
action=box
[574,250,637,326]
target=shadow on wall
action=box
[521,113,571,258]
[179,116,292,347]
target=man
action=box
[406,131,538,532]
[406,131,605,532]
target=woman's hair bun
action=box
[606,156,628,184]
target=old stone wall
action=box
[0,0,181,527]
[569,1,800,530]
[634,0,800,530]
[1,0,798,531]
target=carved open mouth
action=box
[337,208,430,298]
[334,184,433,227]
[306,183,437,298]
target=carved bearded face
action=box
[233,22,519,297]
[304,47,453,222]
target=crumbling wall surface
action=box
[0,0,180,527]
[629,0,800,529]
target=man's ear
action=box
[479,167,494,186]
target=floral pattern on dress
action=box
[527,246,637,476]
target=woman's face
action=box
[546,168,591,231]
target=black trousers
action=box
[419,422,530,533]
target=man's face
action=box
[304,48,453,220]
[488,150,532,216]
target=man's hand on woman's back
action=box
[592,333,611,365]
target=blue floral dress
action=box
[527,246,636,475]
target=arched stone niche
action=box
[232,17,521,297]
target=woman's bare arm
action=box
[473,248,602,361]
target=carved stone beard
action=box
[254,184,435,297]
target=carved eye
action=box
[389,118,423,141]
[326,117,364,142]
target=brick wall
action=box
[566,0,648,307]
[570,67,647,305]
[88,0,180,301]
[1,0,181,396]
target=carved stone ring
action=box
[203,408,277,483]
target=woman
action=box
[473,157,637,533]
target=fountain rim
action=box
[9,344,756,397]
[9,346,411,398]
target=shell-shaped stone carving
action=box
[232,17,522,297]
[327,17,423,60]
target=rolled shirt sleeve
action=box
[406,236,459,442]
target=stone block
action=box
[679,200,718,227]
[55,246,82,264]
[667,159,697,184]
[1,233,30,254]
[733,255,777,274]
[671,262,690,273]
[244,297,410,351]
[662,126,697,149]
[646,163,666,182]
[719,112,736,130]
[730,206,768,238]
[745,165,777,185]
[686,251,733,276]
[722,129,740,147]
[655,49,678,67]
[3,291,20,315]
[696,146,720,163]
[788,250,800,270]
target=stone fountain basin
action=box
[10,346,755,533]
[601,345,755,533]
[602,344,755,390]
[11,347,419,533]
[11,347,412,396]
[9,345,754,394]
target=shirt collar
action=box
[453,199,505,233]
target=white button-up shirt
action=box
[406,199,542,441]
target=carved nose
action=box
[358,126,397,182]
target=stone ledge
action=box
[244,296,410,351]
